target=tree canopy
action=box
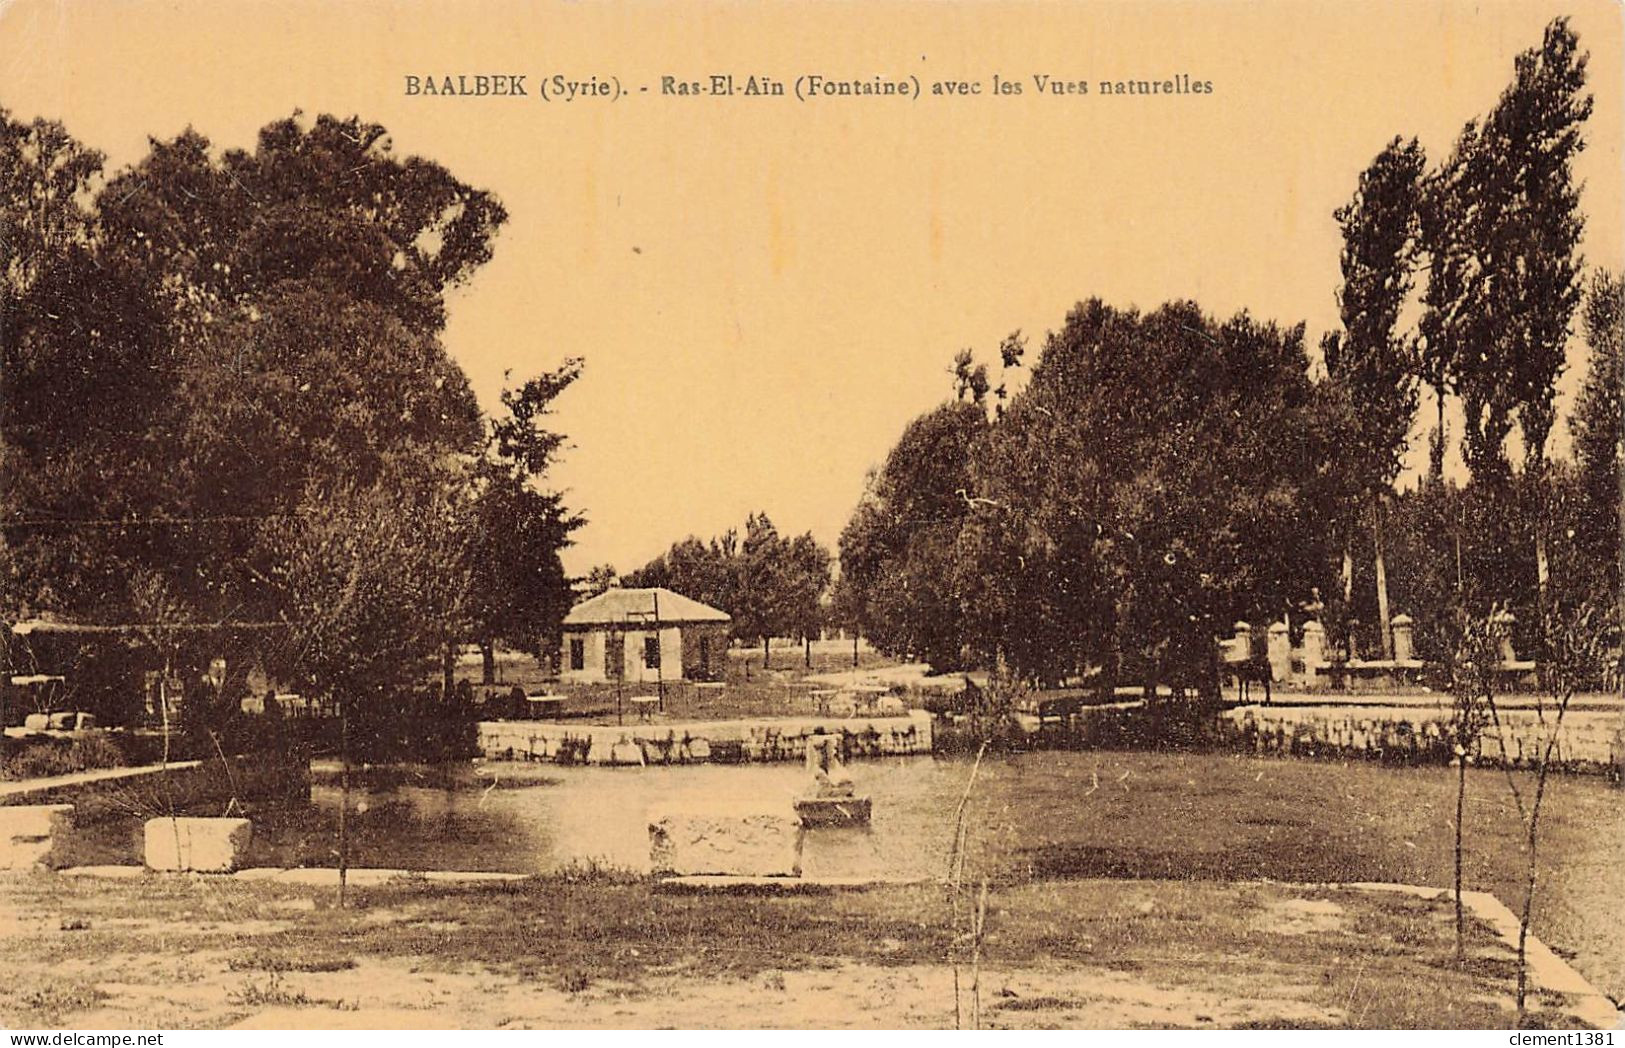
[838,300,1342,693]
[2,109,579,709]
[1420,18,1592,486]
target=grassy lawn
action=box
[952,750,1623,1003]
[2,746,1618,1029]
[0,868,1581,1029]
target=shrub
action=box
[68,732,127,770]
[1,733,129,781]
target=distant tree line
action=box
[833,19,1620,698]
[1,109,582,732]
[618,512,833,665]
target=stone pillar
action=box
[1228,621,1251,663]
[1491,610,1518,663]
[1390,614,1414,662]
[1267,621,1291,682]
[1300,620,1326,681]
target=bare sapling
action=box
[946,740,988,1029]
[1483,597,1616,1025]
[1445,609,1497,961]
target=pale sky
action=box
[3,0,1621,575]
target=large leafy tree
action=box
[0,108,103,311]
[0,109,168,620]
[465,362,585,681]
[966,300,1341,695]
[3,110,540,711]
[835,401,987,671]
[263,475,468,703]
[1322,137,1427,658]
[778,531,834,665]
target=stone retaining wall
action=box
[1220,705,1623,777]
[477,711,931,766]
[2,752,311,820]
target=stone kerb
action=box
[144,816,253,873]
[0,804,74,869]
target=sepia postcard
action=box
[1,0,1622,1036]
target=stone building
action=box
[558,587,731,684]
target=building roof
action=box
[562,587,731,628]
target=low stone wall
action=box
[1,752,311,821]
[1220,705,1623,777]
[477,711,931,766]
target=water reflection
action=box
[260,757,966,880]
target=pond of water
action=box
[256,757,967,879]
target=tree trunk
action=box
[480,640,496,685]
[1532,473,1550,613]
[762,636,770,668]
[1430,384,1447,483]
[805,636,811,668]
[1535,529,1550,610]
[441,645,455,699]
[1342,539,1354,661]
[1516,799,1543,1024]
[1374,497,1393,661]
[338,704,349,909]
[1454,748,1467,960]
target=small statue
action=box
[805,733,854,798]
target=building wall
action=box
[561,625,698,683]
[682,624,729,681]
[619,627,683,684]
[560,629,608,683]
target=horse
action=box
[1228,655,1273,706]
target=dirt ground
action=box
[0,870,1601,1030]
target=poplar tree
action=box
[1323,136,1426,658]
[1419,19,1591,607]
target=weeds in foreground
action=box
[228,949,356,974]
[553,966,592,994]
[227,970,313,1008]
[15,979,109,1022]
[548,857,644,885]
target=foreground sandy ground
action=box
[0,870,1612,1029]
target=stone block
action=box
[0,804,73,841]
[144,817,253,873]
[649,807,803,877]
[0,804,74,870]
